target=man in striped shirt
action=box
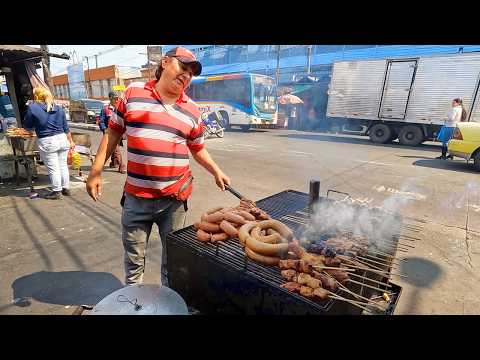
[86,47,231,286]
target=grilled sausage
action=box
[196,221,221,233]
[219,220,238,237]
[238,222,259,246]
[204,212,224,224]
[245,233,289,257]
[251,227,282,244]
[196,229,211,242]
[223,212,248,225]
[266,228,279,236]
[245,246,280,266]
[207,206,224,215]
[236,210,256,221]
[211,232,229,242]
[256,220,294,241]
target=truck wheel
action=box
[398,125,424,146]
[369,123,393,144]
[473,151,480,172]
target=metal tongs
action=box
[224,185,246,200]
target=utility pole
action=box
[84,56,92,98]
[147,46,152,80]
[275,45,281,87]
[307,45,313,75]
[95,54,98,68]
[40,45,54,91]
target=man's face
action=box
[110,96,118,105]
[160,57,195,95]
[452,101,458,107]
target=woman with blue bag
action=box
[436,98,466,160]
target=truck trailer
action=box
[326,52,480,146]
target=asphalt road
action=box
[1,128,479,314]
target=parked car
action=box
[448,122,480,171]
[69,99,104,124]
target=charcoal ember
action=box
[323,247,336,258]
[306,243,324,254]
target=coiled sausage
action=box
[245,246,280,266]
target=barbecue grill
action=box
[166,183,408,315]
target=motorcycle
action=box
[200,110,225,138]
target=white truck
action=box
[326,52,480,146]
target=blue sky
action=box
[45,45,157,75]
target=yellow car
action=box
[448,122,480,171]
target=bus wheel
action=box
[369,123,393,143]
[398,125,424,146]
[240,125,250,132]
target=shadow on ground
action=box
[11,271,123,307]
[276,132,440,152]
[412,159,478,174]
[399,257,442,314]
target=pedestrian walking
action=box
[98,91,126,173]
[23,87,75,199]
[436,98,466,160]
[86,47,231,286]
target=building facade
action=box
[51,65,141,100]
[163,45,480,84]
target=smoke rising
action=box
[299,180,423,250]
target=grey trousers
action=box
[121,193,187,286]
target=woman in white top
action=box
[436,98,466,159]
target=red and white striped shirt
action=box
[108,80,205,199]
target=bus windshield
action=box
[253,75,277,114]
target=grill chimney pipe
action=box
[308,179,320,212]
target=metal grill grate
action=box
[166,190,402,314]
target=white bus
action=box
[186,73,278,131]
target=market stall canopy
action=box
[0,45,69,66]
[278,93,304,105]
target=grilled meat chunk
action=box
[281,282,301,292]
[297,273,321,289]
[313,287,330,300]
[299,286,315,298]
[281,269,298,282]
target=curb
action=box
[68,122,100,132]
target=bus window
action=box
[190,78,251,109]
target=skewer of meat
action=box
[346,278,395,295]
[321,272,387,310]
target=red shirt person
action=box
[86,47,231,286]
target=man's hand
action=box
[69,141,76,150]
[86,171,102,201]
[214,170,231,191]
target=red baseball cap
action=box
[165,47,202,76]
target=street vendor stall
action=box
[4,127,37,192]
[0,45,69,184]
